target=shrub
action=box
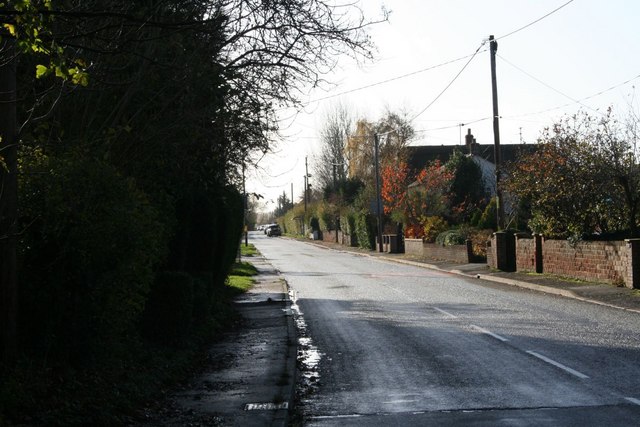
[18,151,167,362]
[142,272,195,346]
[355,211,376,250]
[422,216,449,243]
[477,197,497,230]
[436,230,466,246]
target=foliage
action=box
[422,216,449,243]
[446,150,487,223]
[354,211,376,250]
[1,0,388,422]
[315,102,352,191]
[505,109,639,237]
[282,203,306,236]
[273,191,292,218]
[142,272,195,346]
[18,150,166,362]
[436,230,467,246]
[381,159,410,221]
[477,197,498,230]
[469,229,492,259]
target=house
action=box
[406,129,536,197]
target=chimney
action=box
[465,128,476,155]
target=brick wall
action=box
[405,238,471,263]
[487,239,496,269]
[541,239,628,285]
[516,236,535,272]
[423,243,469,263]
[405,238,424,257]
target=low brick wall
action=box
[542,239,628,285]
[405,238,473,263]
[405,238,424,257]
[490,233,640,288]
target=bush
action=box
[477,197,497,230]
[422,216,449,243]
[18,151,167,362]
[142,272,195,346]
[355,211,376,250]
[436,230,466,246]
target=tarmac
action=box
[150,237,640,426]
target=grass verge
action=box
[240,243,259,257]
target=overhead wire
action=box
[409,41,487,122]
[502,72,640,120]
[497,53,604,116]
[496,0,575,41]
[294,50,488,108]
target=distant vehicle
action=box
[266,224,282,237]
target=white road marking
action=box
[526,350,590,379]
[470,324,509,342]
[434,307,458,319]
[625,397,640,406]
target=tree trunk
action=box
[0,42,18,362]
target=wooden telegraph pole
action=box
[489,35,504,230]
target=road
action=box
[250,232,640,426]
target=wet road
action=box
[250,233,640,426]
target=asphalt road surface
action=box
[250,232,640,426]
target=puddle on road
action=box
[289,290,323,404]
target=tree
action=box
[315,103,353,191]
[506,109,639,238]
[381,159,453,238]
[446,149,487,224]
[0,0,387,362]
[273,191,292,218]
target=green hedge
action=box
[18,151,167,362]
[354,211,376,250]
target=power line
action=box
[502,72,640,119]
[497,53,603,116]
[409,41,486,122]
[296,50,487,108]
[496,0,575,41]
[414,116,491,133]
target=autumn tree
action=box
[381,159,453,238]
[506,109,640,238]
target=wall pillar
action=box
[494,231,516,272]
[625,239,640,289]
[535,234,543,274]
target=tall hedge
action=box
[18,151,167,363]
[354,211,376,250]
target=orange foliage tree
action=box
[381,159,454,238]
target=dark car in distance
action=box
[266,224,282,237]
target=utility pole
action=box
[489,35,504,230]
[242,162,248,246]
[291,183,294,211]
[374,134,384,253]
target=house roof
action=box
[406,142,535,172]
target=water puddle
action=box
[289,290,323,404]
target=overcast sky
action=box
[248,0,640,210]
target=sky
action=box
[248,0,640,211]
